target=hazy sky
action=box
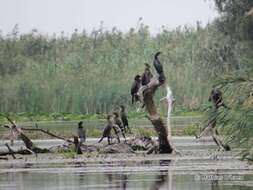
[0,0,218,35]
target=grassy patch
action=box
[0,111,203,123]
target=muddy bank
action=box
[0,136,249,168]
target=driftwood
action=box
[22,123,73,143]
[0,117,50,156]
[21,124,98,153]
[0,149,32,156]
[1,119,99,156]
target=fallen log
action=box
[21,125,94,151]
[1,120,97,155]
[0,149,31,156]
[21,124,100,152]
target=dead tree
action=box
[137,53,173,153]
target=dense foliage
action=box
[206,0,253,154]
[0,23,226,114]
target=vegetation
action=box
[205,0,253,160]
[0,22,222,114]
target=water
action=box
[0,116,202,132]
[0,158,252,190]
[0,137,252,190]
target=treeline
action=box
[0,10,249,114]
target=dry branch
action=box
[0,149,31,156]
[21,123,73,143]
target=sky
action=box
[0,0,218,36]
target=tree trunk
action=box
[142,79,173,153]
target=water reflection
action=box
[149,160,172,190]
[0,160,252,190]
[105,172,128,189]
[150,170,168,190]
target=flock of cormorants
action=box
[78,51,230,150]
[98,105,129,144]
[131,52,164,105]
[97,52,166,144]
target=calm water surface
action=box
[0,159,252,190]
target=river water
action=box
[0,137,252,190]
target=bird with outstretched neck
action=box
[153,52,165,84]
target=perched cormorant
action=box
[119,105,130,133]
[131,75,142,104]
[98,114,113,144]
[113,112,126,142]
[153,52,165,83]
[141,63,153,85]
[77,121,86,143]
[208,86,228,109]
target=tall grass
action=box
[0,24,238,114]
